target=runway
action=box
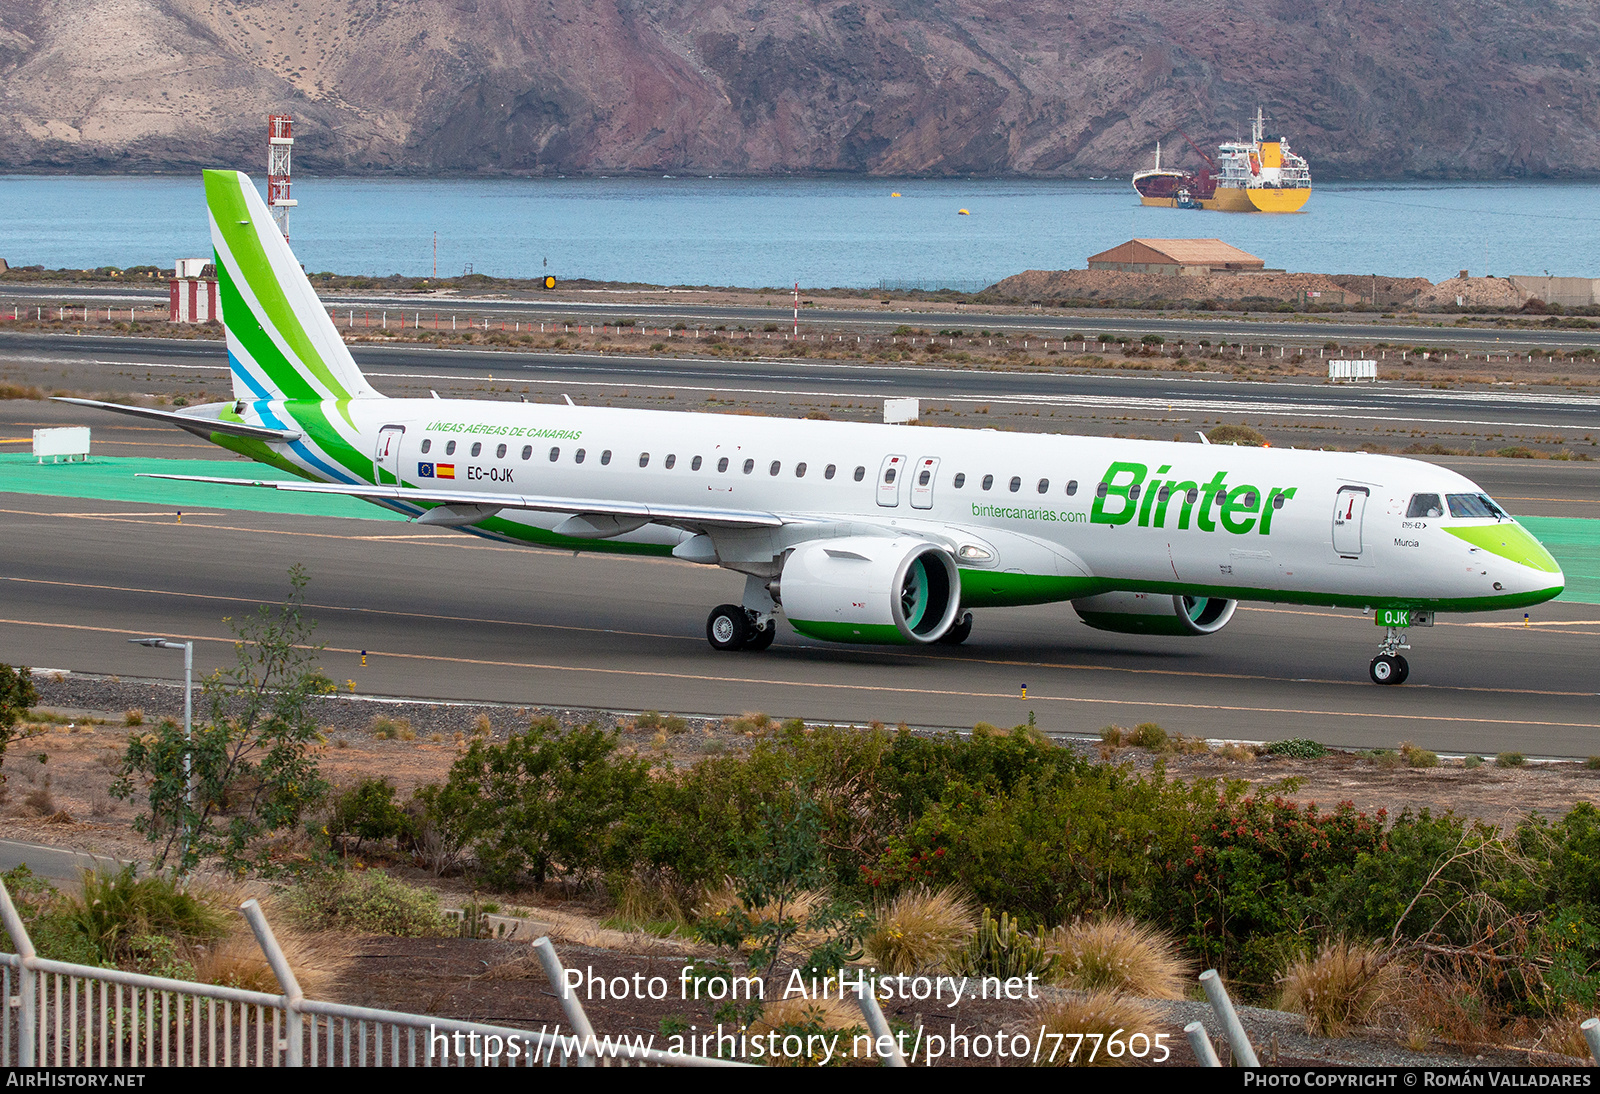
[4,286,1600,351]
[5,332,1600,439]
[1,492,1596,757]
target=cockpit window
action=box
[1446,493,1507,520]
[1406,493,1444,518]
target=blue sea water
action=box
[3,174,1599,288]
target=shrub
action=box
[1206,424,1269,447]
[1128,723,1167,750]
[281,870,449,935]
[1264,738,1327,760]
[1099,725,1128,747]
[1464,755,1484,770]
[124,709,144,727]
[328,777,417,850]
[370,714,413,740]
[862,885,977,975]
[1496,752,1527,768]
[1049,916,1189,999]
[1029,992,1163,1066]
[420,718,650,889]
[0,663,38,783]
[72,866,229,968]
[1401,742,1440,769]
[1278,939,1398,1037]
[1586,757,1600,770]
[744,997,867,1066]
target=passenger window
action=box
[421,439,432,454]
[496,443,507,459]
[770,460,781,476]
[1157,485,1170,502]
[744,459,755,474]
[718,457,729,473]
[445,440,456,456]
[918,469,931,486]
[1214,487,1225,503]
[665,454,676,469]
[574,448,585,464]
[521,445,532,460]
[1272,494,1285,510]
[954,473,966,488]
[1186,488,1199,505]
[853,466,866,481]
[825,464,836,480]
[1242,491,1258,507]
[1037,478,1049,494]
[1065,479,1078,496]
[796,462,807,477]
[1407,493,1444,518]
[982,475,994,491]
[884,467,897,484]
[1096,482,1109,498]
[1130,484,1142,501]
[1009,476,1021,493]
[691,456,702,471]
[470,442,482,457]
[600,450,612,465]
[639,453,650,467]
[549,447,560,461]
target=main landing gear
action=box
[707,604,776,651]
[1369,626,1411,686]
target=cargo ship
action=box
[1132,108,1311,213]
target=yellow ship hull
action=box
[1196,186,1311,213]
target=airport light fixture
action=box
[128,637,194,865]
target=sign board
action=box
[1329,359,1377,382]
[1375,608,1433,628]
[33,427,90,463]
[884,398,919,424]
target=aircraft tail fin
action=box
[204,169,381,404]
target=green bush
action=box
[1,865,102,965]
[1264,738,1327,760]
[0,663,39,783]
[1496,752,1527,768]
[328,777,417,850]
[281,870,449,935]
[420,718,649,889]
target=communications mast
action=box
[267,115,295,241]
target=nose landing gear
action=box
[1369,625,1411,685]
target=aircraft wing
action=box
[136,473,786,530]
[53,397,302,443]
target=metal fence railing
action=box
[0,875,785,1068]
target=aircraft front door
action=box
[374,425,406,486]
[910,456,939,509]
[1332,485,1369,558]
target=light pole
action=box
[129,637,193,865]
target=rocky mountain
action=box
[2,0,1598,177]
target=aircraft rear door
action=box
[374,425,406,486]
[1332,485,1369,558]
[910,457,939,509]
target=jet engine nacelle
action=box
[1072,592,1237,636]
[782,537,962,644]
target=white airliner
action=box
[63,171,1564,685]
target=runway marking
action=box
[6,615,1598,731]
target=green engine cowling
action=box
[1072,592,1237,637]
[782,536,962,644]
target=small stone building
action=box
[1087,239,1265,277]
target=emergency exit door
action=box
[374,425,406,486]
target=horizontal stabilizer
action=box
[135,473,785,530]
[53,397,301,442]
